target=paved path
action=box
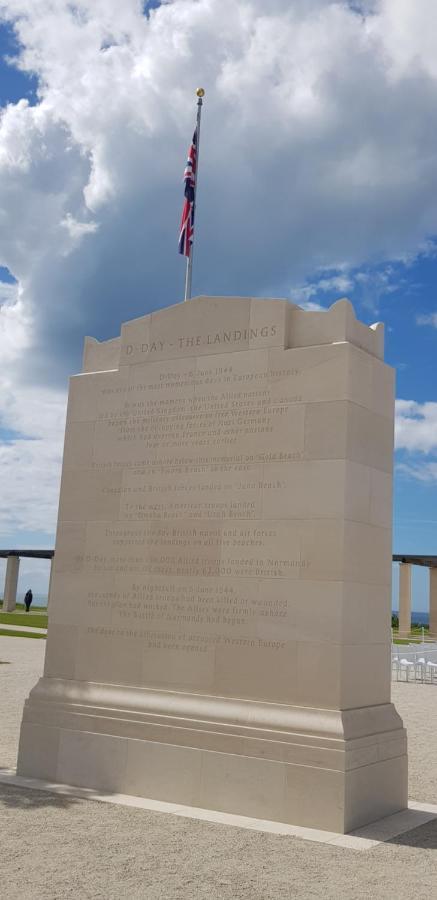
[2,636,437,899]
[0,623,47,635]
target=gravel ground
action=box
[1,635,437,900]
[0,635,45,769]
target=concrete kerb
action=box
[0,624,47,635]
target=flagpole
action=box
[184,88,205,301]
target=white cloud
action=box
[0,292,66,538]
[289,261,408,313]
[0,419,64,536]
[0,0,436,343]
[396,462,437,483]
[395,400,437,455]
[60,213,99,245]
[0,281,28,363]
[290,273,353,307]
[297,300,326,312]
[353,266,402,311]
[417,313,437,328]
[368,0,437,80]
[0,1,437,537]
[395,399,437,484]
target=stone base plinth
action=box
[17,678,408,834]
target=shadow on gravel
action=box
[387,818,437,850]
[0,783,83,810]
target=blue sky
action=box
[0,23,37,106]
[0,1,436,611]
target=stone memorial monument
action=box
[17,296,407,833]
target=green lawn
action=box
[0,612,48,628]
[393,638,422,645]
[392,625,431,645]
[0,601,47,613]
[0,601,48,629]
[0,628,46,639]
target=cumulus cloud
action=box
[0,288,66,539]
[290,263,408,313]
[367,0,437,80]
[0,280,27,361]
[290,273,353,307]
[0,400,65,536]
[0,0,437,545]
[395,400,437,454]
[395,400,437,483]
[0,0,436,379]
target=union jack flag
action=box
[178,128,197,257]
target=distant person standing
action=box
[24,589,33,612]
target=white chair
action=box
[399,658,415,681]
[392,656,400,681]
[416,657,426,682]
[427,661,437,683]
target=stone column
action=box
[429,568,437,637]
[398,563,412,638]
[3,554,20,612]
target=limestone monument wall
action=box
[17,296,407,833]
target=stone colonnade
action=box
[3,555,20,612]
[1,552,54,612]
[397,561,437,637]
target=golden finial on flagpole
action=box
[196,88,205,97]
